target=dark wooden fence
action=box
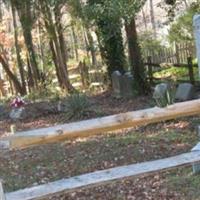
[143,42,198,85]
[143,42,196,64]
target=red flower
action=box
[10,97,25,108]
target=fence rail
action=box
[1,99,200,150]
[144,56,198,85]
[1,100,200,199]
[143,42,196,64]
[1,149,200,200]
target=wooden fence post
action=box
[192,141,200,174]
[187,57,195,84]
[0,180,6,200]
[147,56,153,85]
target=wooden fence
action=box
[2,149,200,200]
[143,42,196,64]
[143,42,198,85]
[1,100,200,199]
[145,56,198,85]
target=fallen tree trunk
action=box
[1,99,200,149]
[5,150,200,200]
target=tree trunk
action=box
[13,0,40,86]
[27,56,34,92]
[11,3,27,95]
[142,8,148,31]
[125,18,148,94]
[49,39,63,88]
[71,25,79,61]
[149,0,157,38]
[0,54,24,95]
[41,1,75,93]
[85,26,97,66]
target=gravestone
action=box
[193,15,200,77]
[111,71,123,97]
[9,107,25,120]
[121,72,134,97]
[57,100,68,113]
[175,83,194,102]
[153,83,173,107]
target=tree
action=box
[39,0,75,93]
[11,3,26,94]
[11,0,41,88]
[85,0,127,77]
[168,2,200,43]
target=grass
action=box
[154,66,200,81]
[166,167,200,200]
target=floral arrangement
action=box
[10,97,25,108]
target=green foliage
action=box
[154,66,199,81]
[168,2,200,43]
[139,31,164,56]
[83,0,147,77]
[65,93,92,120]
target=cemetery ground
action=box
[1,92,200,199]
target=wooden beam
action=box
[2,99,200,149]
[5,151,200,200]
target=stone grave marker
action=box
[175,83,194,102]
[121,72,134,97]
[111,71,123,97]
[9,107,25,120]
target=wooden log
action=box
[0,181,5,200]
[2,99,200,150]
[5,151,200,200]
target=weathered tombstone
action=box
[121,72,134,97]
[111,71,122,97]
[193,15,200,77]
[153,83,173,107]
[175,83,194,102]
[57,100,68,113]
[9,107,25,120]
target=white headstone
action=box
[193,15,200,77]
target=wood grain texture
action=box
[2,99,200,149]
[5,151,200,200]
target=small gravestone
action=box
[153,83,172,107]
[57,100,68,113]
[121,72,134,97]
[111,71,122,97]
[9,107,25,120]
[175,83,194,102]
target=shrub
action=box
[65,93,92,120]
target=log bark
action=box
[1,99,200,149]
